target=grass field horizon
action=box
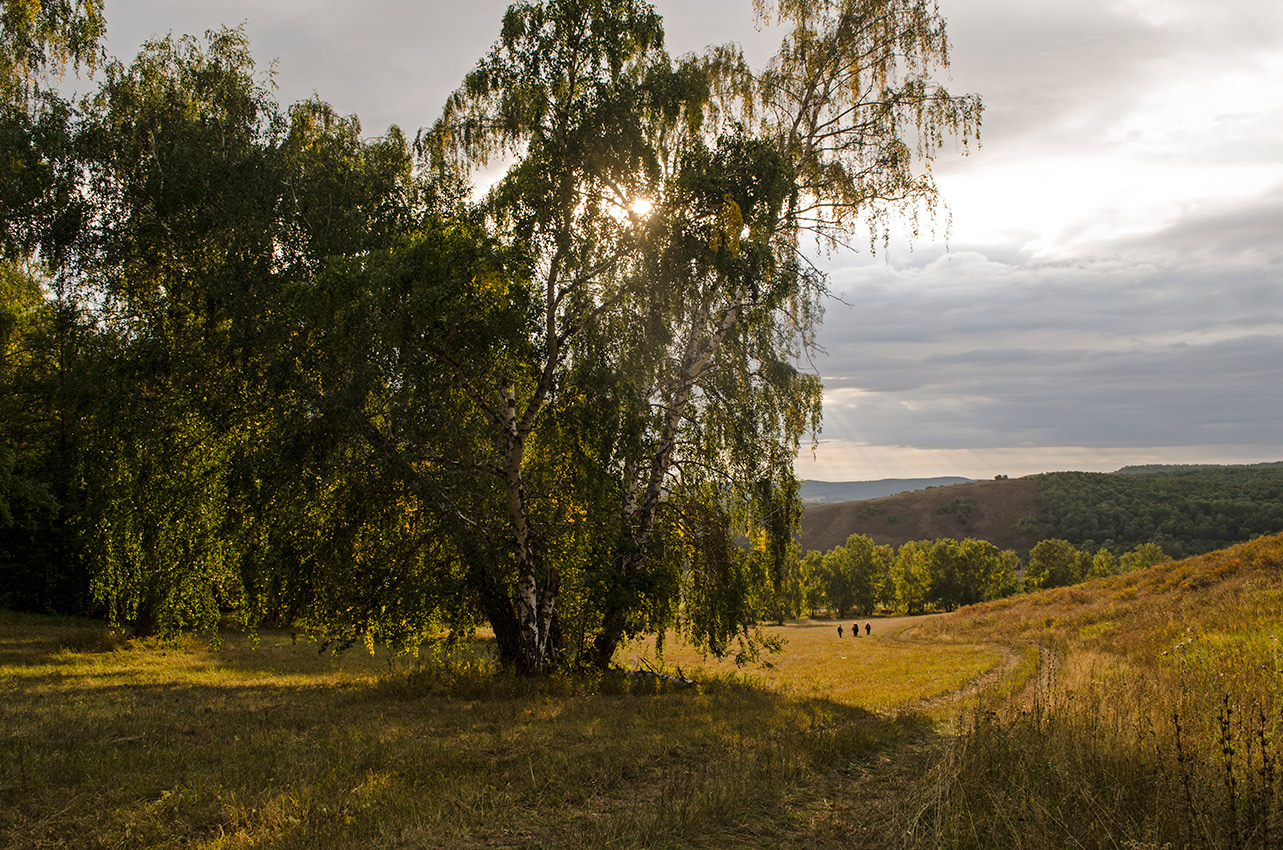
[5,532,1282,848]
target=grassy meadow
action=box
[0,611,996,848]
[4,532,1283,848]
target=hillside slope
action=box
[800,478,1042,553]
[907,533,1283,849]
[1034,464,1283,555]
[801,477,973,503]
[925,531,1283,650]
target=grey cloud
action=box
[821,248,1280,354]
[1110,185,1283,266]
[819,331,1283,450]
[943,0,1166,155]
[939,0,1283,174]
[813,234,1282,452]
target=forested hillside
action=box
[1033,462,1283,556]
[801,463,1283,558]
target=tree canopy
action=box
[1,0,980,674]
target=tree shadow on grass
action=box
[2,614,945,849]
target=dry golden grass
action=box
[0,611,1003,849]
[625,617,1004,714]
[20,525,1278,850]
[906,532,1283,850]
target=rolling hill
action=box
[800,477,973,504]
[800,477,1043,553]
[908,531,1283,848]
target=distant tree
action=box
[1089,548,1119,578]
[816,533,891,617]
[820,546,855,618]
[764,546,808,624]
[1119,542,1168,572]
[938,538,1018,608]
[892,540,933,614]
[1035,469,1283,555]
[1025,538,1089,590]
[798,549,826,616]
[990,547,1022,599]
[848,534,893,615]
[938,497,974,529]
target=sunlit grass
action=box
[1,610,997,849]
[624,617,1003,714]
[904,532,1283,850]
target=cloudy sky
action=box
[94,0,1283,481]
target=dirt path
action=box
[768,616,1032,848]
[883,615,1026,717]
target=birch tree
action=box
[415,0,979,672]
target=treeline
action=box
[788,534,1169,618]
[1035,464,1283,557]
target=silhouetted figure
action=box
[837,625,843,638]
[865,622,872,636]
[852,623,859,637]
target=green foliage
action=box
[1022,538,1166,592]
[1025,538,1088,590]
[1088,547,1118,578]
[926,537,1017,610]
[938,496,974,528]
[1118,541,1168,572]
[1,90,83,264]
[0,263,91,613]
[818,533,890,617]
[1,0,979,675]
[1,0,105,106]
[800,533,1019,615]
[0,4,102,617]
[1036,466,1283,556]
[38,27,435,638]
[892,540,933,614]
[799,549,826,615]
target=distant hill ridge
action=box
[1114,461,1283,475]
[801,478,1040,553]
[801,476,972,504]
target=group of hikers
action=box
[837,623,872,638]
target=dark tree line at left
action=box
[1,0,979,674]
